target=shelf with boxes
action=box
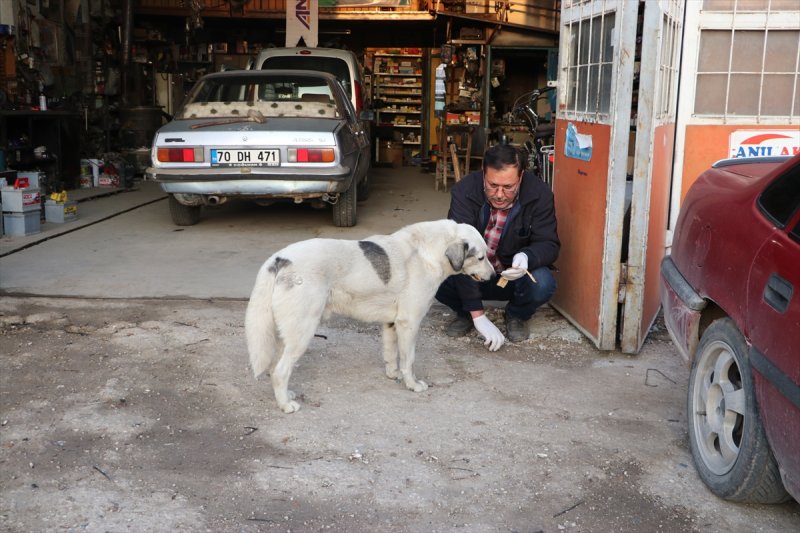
[371,49,427,163]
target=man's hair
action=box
[483,144,524,175]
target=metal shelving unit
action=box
[373,51,425,152]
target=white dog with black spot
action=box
[245,219,495,413]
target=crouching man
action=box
[435,144,560,351]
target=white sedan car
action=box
[146,69,371,227]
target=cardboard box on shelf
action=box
[379,142,404,168]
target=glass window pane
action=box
[728,74,761,114]
[587,64,599,110]
[771,0,800,9]
[578,22,590,64]
[762,74,795,115]
[795,80,800,117]
[563,13,614,117]
[698,31,732,72]
[568,25,578,65]
[656,67,667,115]
[702,0,733,9]
[577,65,589,112]
[695,74,728,114]
[603,14,615,62]
[566,66,577,111]
[765,31,800,72]
[704,0,800,10]
[732,31,765,73]
[590,18,602,63]
[600,64,612,114]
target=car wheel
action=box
[357,174,370,201]
[687,317,789,503]
[168,194,201,226]
[332,183,357,227]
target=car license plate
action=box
[211,149,280,167]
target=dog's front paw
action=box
[409,380,428,393]
[280,400,301,413]
[385,367,401,380]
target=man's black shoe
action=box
[446,316,474,337]
[505,313,530,342]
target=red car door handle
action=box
[763,273,793,314]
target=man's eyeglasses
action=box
[484,180,521,194]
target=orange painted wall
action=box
[641,123,674,341]
[551,120,612,340]
[681,124,798,204]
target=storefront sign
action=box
[729,130,800,158]
[286,0,318,48]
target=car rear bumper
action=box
[660,255,707,364]
[144,168,353,197]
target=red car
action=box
[660,153,800,504]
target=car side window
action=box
[335,82,358,124]
[758,164,800,227]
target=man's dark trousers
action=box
[435,266,557,320]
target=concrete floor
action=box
[1,166,798,532]
[0,166,451,298]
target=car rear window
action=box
[758,164,800,227]
[177,74,340,120]
[261,57,351,93]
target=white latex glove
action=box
[500,252,529,281]
[473,314,506,352]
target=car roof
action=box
[256,47,359,60]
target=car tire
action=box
[357,174,370,201]
[687,317,790,503]
[332,183,357,227]
[168,194,201,226]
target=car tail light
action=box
[288,148,335,163]
[157,147,204,163]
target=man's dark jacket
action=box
[447,169,560,308]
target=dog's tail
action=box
[245,262,278,378]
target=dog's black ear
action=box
[445,241,468,271]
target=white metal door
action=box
[620,0,684,353]
[551,0,639,350]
